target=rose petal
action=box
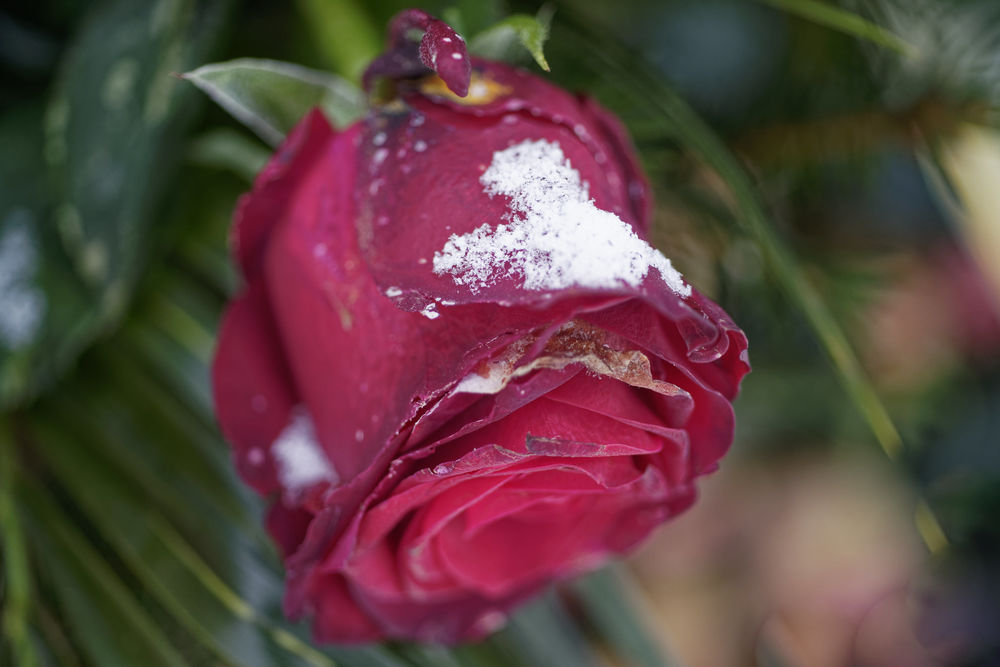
[310,574,382,643]
[233,109,336,280]
[211,280,296,495]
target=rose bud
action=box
[212,9,749,644]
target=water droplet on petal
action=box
[247,448,265,465]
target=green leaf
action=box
[469,7,555,72]
[756,0,914,55]
[46,0,231,296]
[21,481,189,667]
[183,58,366,146]
[0,106,96,411]
[0,422,41,667]
[0,0,230,410]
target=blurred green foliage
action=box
[2,0,1000,665]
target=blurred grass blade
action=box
[32,603,83,667]
[491,590,600,666]
[21,482,188,667]
[183,59,366,146]
[572,567,679,667]
[294,0,381,82]
[442,0,505,38]
[936,124,1000,305]
[30,414,410,667]
[188,127,271,182]
[0,422,41,667]
[756,0,914,54]
[469,8,554,71]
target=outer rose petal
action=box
[233,109,335,280]
[212,280,296,495]
[310,574,382,643]
[262,120,427,484]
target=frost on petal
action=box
[432,139,690,297]
[273,406,339,492]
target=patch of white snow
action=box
[431,139,690,297]
[272,407,338,491]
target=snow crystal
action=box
[432,139,690,297]
[272,407,339,491]
[420,302,440,319]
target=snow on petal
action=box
[432,139,690,297]
[272,406,339,491]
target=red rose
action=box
[212,10,749,644]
